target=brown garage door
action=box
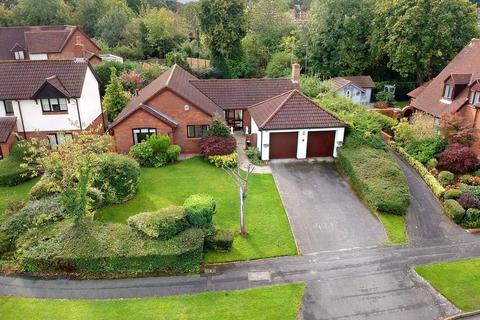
[269,132,298,159]
[307,131,335,158]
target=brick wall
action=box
[48,29,100,62]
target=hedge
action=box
[390,142,445,198]
[207,152,238,168]
[19,220,204,274]
[127,206,189,240]
[338,136,410,215]
[206,229,234,252]
[183,194,216,227]
[444,199,465,224]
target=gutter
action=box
[75,98,83,131]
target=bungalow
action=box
[0,60,104,157]
[109,64,346,160]
[408,38,480,154]
[332,76,375,104]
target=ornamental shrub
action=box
[426,158,438,171]
[199,136,237,156]
[207,115,231,137]
[246,147,262,165]
[438,171,455,187]
[460,175,472,184]
[93,153,140,204]
[206,229,234,252]
[444,199,466,224]
[460,184,480,197]
[438,144,480,174]
[129,141,154,167]
[207,152,238,168]
[166,145,181,162]
[183,194,216,227]
[0,231,13,258]
[457,193,480,210]
[127,206,189,240]
[148,135,171,153]
[444,189,462,200]
[87,187,104,210]
[30,177,61,200]
[404,136,447,164]
[462,208,480,228]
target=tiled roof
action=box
[0,117,17,143]
[110,65,223,129]
[0,60,88,100]
[448,73,472,85]
[408,80,431,99]
[332,76,375,90]
[190,78,299,109]
[142,104,178,128]
[249,90,346,130]
[411,39,480,117]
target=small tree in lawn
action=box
[440,113,476,146]
[103,67,129,122]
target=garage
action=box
[306,131,335,158]
[269,132,298,159]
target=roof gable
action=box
[0,117,17,143]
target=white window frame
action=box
[41,98,68,112]
[444,85,453,99]
[133,128,157,144]
[14,51,24,60]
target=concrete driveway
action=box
[271,161,386,254]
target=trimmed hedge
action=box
[206,229,234,252]
[438,171,455,187]
[444,199,465,224]
[183,194,216,227]
[207,152,238,168]
[127,206,189,240]
[462,208,480,229]
[19,220,204,274]
[390,142,445,198]
[444,189,462,200]
[338,136,410,215]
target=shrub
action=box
[460,175,472,184]
[0,231,13,258]
[375,91,395,106]
[129,141,154,167]
[199,136,237,156]
[183,194,216,227]
[444,199,465,224]
[440,113,476,146]
[166,145,181,162]
[369,112,398,135]
[462,208,480,228]
[148,135,171,153]
[438,171,455,187]
[404,136,447,164]
[4,199,26,217]
[207,115,231,137]
[438,144,480,174]
[30,177,60,200]
[87,187,104,210]
[474,169,480,177]
[469,176,480,186]
[457,193,480,210]
[460,184,480,197]
[265,52,296,78]
[426,158,438,171]
[92,153,140,204]
[127,206,189,240]
[246,147,262,165]
[444,189,462,200]
[206,229,234,252]
[0,156,32,186]
[207,152,238,168]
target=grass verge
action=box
[378,214,408,245]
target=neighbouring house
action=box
[109,63,346,160]
[0,60,104,152]
[0,117,17,159]
[100,54,124,63]
[408,38,480,154]
[332,76,375,105]
[0,25,101,64]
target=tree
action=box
[371,0,478,83]
[76,0,108,36]
[440,112,476,146]
[95,8,130,47]
[266,51,297,78]
[102,67,129,122]
[0,4,14,27]
[14,0,74,25]
[198,0,248,78]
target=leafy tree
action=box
[0,4,14,27]
[95,8,130,47]
[14,0,74,25]
[165,51,191,71]
[371,0,478,83]
[76,0,108,36]
[102,67,130,122]
[242,34,270,76]
[441,112,476,146]
[207,114,231,137]
[266,51,297,78]
[198,0,248,78]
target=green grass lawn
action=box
[416,259,480,312]
[0,178,37,221]
[96,157,297,263]
[379,214,408,245]
[394,100,409,108]
[0,283,305,320]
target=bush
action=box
[444,189,462,200]
[444,199,466,223]
[404,136,447,164]
[375,91,395,106]
[199,136,237,156]
[0,231,13,258]
[460,184,480,197]
[148,135,171,153]
[129,141,155,167]
[166,145,181,162]
[438,144,480,174]
[426,158,438,171]
[474,169,480,177]
[369,112,398,136]
[462,208,480,228]
[246,147,262,165]
[265,52,296,78]
[30,177,60,200]
[338,137,410,215]
[127,206,189,240]
[207,152,238,168]
[183,194,216,227]
[0,157,32,186]
[460,175,472,184]
[438,171,455,187]
[1,196,65,238]
[457,193,480,210]
[206,229,234,252]
[207,115,231,137]
[92,153,140,204]
[87,187,104,210]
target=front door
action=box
[225,109,243,130]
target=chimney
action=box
[73,36,85,60]
[291,63,301,83]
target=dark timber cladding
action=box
[307,131,335,157]
[270,132,298,159]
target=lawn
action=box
[379,214,408,244]
[416,259,480,312]
[0,283,305,320]
[394,100,409,108]
[96,157,297,263]
[0,178,37,221]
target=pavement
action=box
[234,132,272,174]
[270,160,386,253]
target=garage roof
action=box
[248,90,346,130]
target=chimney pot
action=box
[292,63,301,83]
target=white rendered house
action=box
[332,76,375,105]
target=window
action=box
[133,128,157,144]
[3,100,14,114]
[470,91,480,106]
[47,133,73,146]
[187,125,209,138]
[443,84,453,99]
[41,98,68,112]
[14,51,24,60]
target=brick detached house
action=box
[408,38,480,154]
[0,60,104,157]
[0,25,101,64]
[109,64,346,160]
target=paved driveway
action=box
[271,161,386,254]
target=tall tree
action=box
[198,0,248,78]
[103,67,129,122]
[0,4,14,27]
[14,0,75,25]
[371,0,478,83]
[76,0,108,36]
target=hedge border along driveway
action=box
[96,157,297,263]
[0,283,305,320]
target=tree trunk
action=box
[239,184,247,236]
